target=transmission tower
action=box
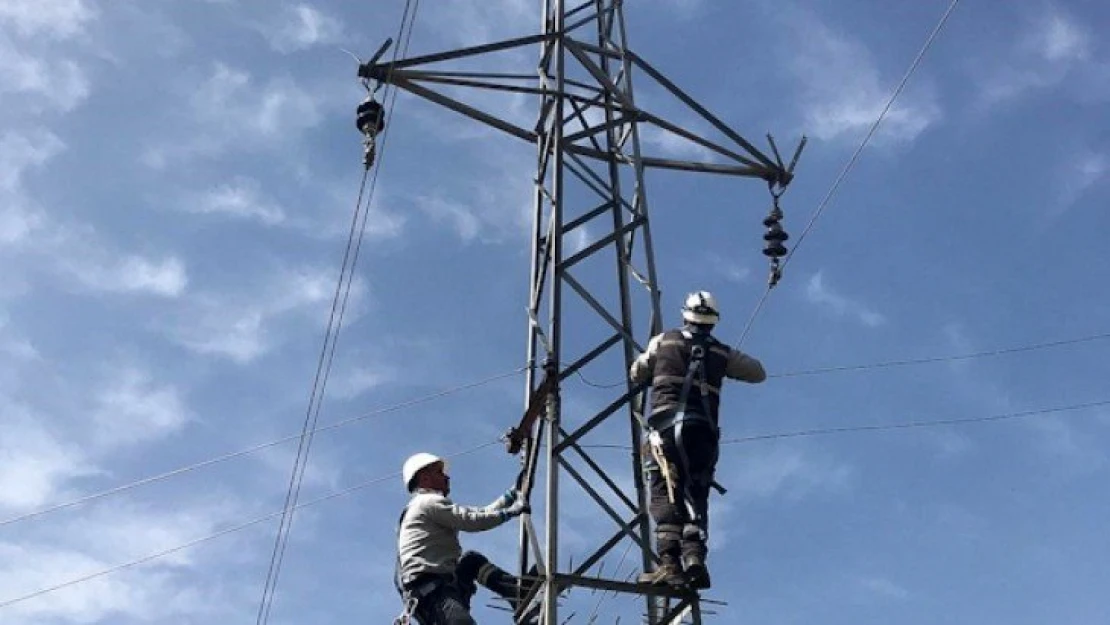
[359,2,801,623]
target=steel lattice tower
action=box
[360,2,799,623]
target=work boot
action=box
[637,561,685,587]
[682,554,711,590]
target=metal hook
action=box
[767,179,786,200]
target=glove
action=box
[504,498,531,518]
[496,488,523,509]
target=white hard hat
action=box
[402,452,446,491]
[682,290,720,325]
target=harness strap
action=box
[661,330,717,434]
[394,503,410,596]
[671,331,717,526]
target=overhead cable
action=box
[578,398,1110,450]
[0,366,525,529]
[570,330,1110,389]
[0,439,499,612]
[721,398,1110,443]
[737,0,964,348]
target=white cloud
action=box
[191,176,286,225]
[0,316,38,362]
[786,12,941,145]
[92,367,191,447]
[193,63,321,139]
[0,0,96,40]
[63,255,189,298]
[644,0,703,19]
[727,443,853,501]
[704,251,751,284]
[0,132,188,298]
[253,444,343,495]
[265,3,344,53]
[1027,416,1105,476]
[417,195,483,242]
[329,365,395,400]
[568,224,590,256]
[707,498,740,551]
[0,130,62,248]
[0,200,42,246]
[858,576,910,600]
[0,407,93,512]
[805,271,886,327]
[977,8,1099,107]
[0,500,254,624]
[1031,12,1091,63]
[174,307,267,364]
[1055,150,1108,214]
[0,129,66,191]
[168,266,355,364]
[640,124,715,161]
[144,63,323,168]
[927,427,974,459]
[939,322,1013,414]
[0,36,91,112]
[425,0,532,48]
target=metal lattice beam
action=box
[359,2,799,623]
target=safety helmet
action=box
[402,452,446,491]
[681,291,720,325]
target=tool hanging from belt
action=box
[392,596,419,625]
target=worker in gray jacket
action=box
[395,452,534,624]
[631,291,765,590]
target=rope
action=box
[0,367,525,529]
[0,439,500,612]
[254,1,423,623]
[736,0,963,348]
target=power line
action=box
[0,366,525,529]
[0,439,500,612]
[736,0,963,348]
[577,398,1110,450]
[15,326,1101,528]
[254,1,424,622]
[567,330,1110,389]
[769,331,1110,379]
[720,398,1110,444]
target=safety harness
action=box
[647,329,719,529]
[393,502,446,625]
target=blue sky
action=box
[2,0,1109,624]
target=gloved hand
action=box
[504,497,531,518]
[497,487,524,508]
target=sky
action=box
[1,0,1109,624]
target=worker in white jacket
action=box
[394,452,534,624]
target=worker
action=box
[630,291,766,589]
[394,452,536,624]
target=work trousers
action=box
[406,551,526,625]
[645,420,719,565]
